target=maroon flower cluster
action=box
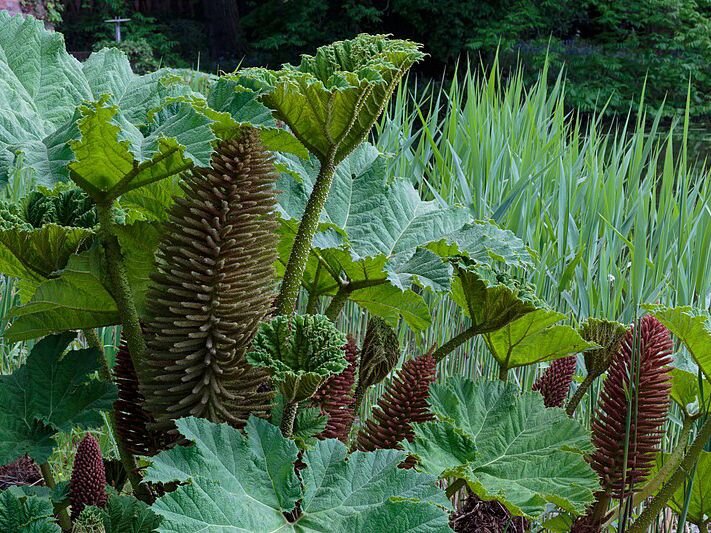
[70,434,108,519]
[0,456,42,490]
[356,352,437,452]
[532,356,577,408]
[113,340,173,456]
[312,336,358,442]
[590,315,673,498]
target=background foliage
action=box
[33,0,711,117]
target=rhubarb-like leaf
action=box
[0,13,193,186]
[247,315,347,402]
[234,34,424,164]
[69,97,215,202]
[404,377,598,519]
[670,368,711,417]
[146,416,450,532]
[0,489,59,532]
[84,494,162,533]
[5,248,118,342]
[277,144,525,329]
[0,333,116,464]
[645,305,711,384]
[450,262,542,333]
[483,308,596,372]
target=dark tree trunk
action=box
[203,0,243,59]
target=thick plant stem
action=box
[629,415,711,533]
[95,204,151,502]
[498,366,509,382]
[276,152,337,315]
[280,401,299,437]
[432,326,480,362]
[96,203,148,369]
[40,463,71,531]
[325,286,350,321]
[566,371,600,416]
[83,328,149,501]
[82,328,110,381]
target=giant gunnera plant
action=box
[235,34,424,314]
[140,129,279,431]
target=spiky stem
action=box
[280,401,299,438]
[82,329,149,501]
[39,463,71,531]
[324,279,388,321]
[95,205,151,502]
[96,203,147,368]
[276,150,337,315]
[566,370,601,416]
[432,326,479,362]
[629,415,711,533]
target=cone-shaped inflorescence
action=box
[581,318,628,377]
[113,339,173,456]
[358,317,400,391]
[357,352,436,452]
[0,456,43,490]
[70,435,108,519]
[590,315,673,498]
[450,494,528,533]
[312,336,358,441]
[141,131,279,430]
[532,356,577,408]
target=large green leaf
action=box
[0,489,59,532]
[450,262,542,333]
[657,451,711,527]
[247,315,347,403]
[146,416,450,532]
[277,144,526,329]
[403,377,598,519]
[670,368,711,417]
[0,333,117,464]
[0,13,193,186]
[483,308,596,372]
[645,305,711,384]
[85,494,162,533]
[5,248,119,342]
[69,97,215,202]
[234,34,424,164]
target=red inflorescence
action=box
[312,336,358,442]
[113,340,173,456]
[356,352,437,452]
[590,315,673,498]
[532,356,578,408]
[0,456,43,490]
[70,434,108,519]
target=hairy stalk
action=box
[325,285,350,321]
[566,371,601,416]
[39,463,71,531]
[82,328,110,381]
[95,205,151,501]
[432,325,480,362]
[83,328,149,501]
[280,401,299,437]
[629,415,711,533]
[276,150,337,315]
[498,366,509,382]
[324,279,387,321]
[96,203,147,368]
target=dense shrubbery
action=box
[52,0,711,116]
